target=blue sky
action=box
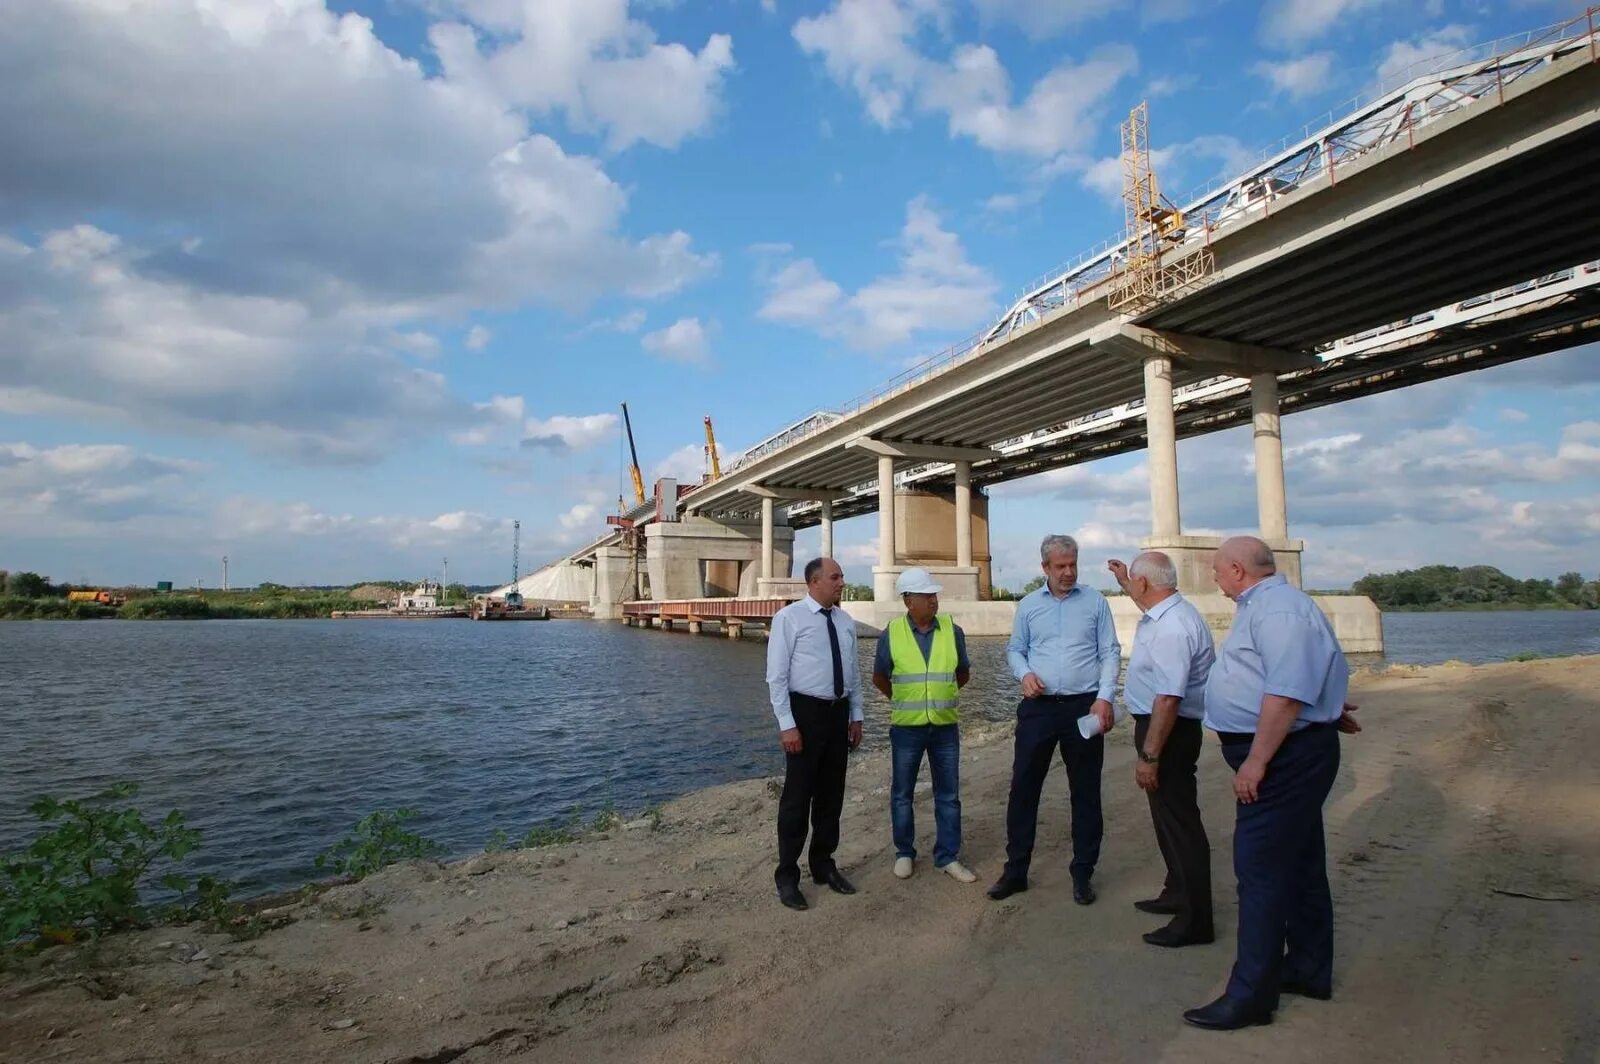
[1,0,1596,592]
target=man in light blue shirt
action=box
[1109,551,1216,950]
[767,556,864,912]
[1185,536,1361,1033]
[988,534,1121,905]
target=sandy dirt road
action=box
[3,656,1597,1064]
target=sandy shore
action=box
[4,656,1598,1063]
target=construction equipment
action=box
[67,589,124,606]
[1108,102,1214,314]
[506,520,524,608]
[620,401,645,509]
[703,415,721,482]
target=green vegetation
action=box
[314,808,444,880]
[0,571,374,619]
[1353,565,1599,611]
[3,780,667,954]
[1,783,199,948]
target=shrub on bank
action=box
[0,783,200,947]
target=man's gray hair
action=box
[1040,534,1079,562]
[1130,552,1178,589]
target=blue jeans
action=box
[890,723,962,867]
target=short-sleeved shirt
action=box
[1123,592,1214,720]
[1203,574,1349,734]
[872,614,971,680]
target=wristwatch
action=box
[1136,748,1160,765]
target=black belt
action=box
[791,692,850,707]
[1035,692,1095,702]
[1217,720,1337,745]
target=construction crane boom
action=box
[620,401,645,506]
[703,415,721,481]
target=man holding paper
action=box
[1108,551,1216,949]
[988,534,1121,905]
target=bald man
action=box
[1183,537,1360,1031]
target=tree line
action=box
[1352,565,1598,610]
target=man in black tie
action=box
[767,556,864,911]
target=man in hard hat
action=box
[871,567,978,884]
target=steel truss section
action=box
[983,8,1600,344]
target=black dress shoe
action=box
[986,876,1028,900]
[1280,978,1332,1001]
[1072,879,1096,906]
[1182,994,1272,1031]
[814,868,856,895]
[776,882,808,911]
[1134,897,1180,915]
[1142,926,1215,948]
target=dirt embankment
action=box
[4,656,1599,1064]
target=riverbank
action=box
[4,655,1598,1063]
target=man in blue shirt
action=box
[1184,536,1362,1032]
[989,534,1121,905]
[1109,550,1216,949]
[766,556,864,912]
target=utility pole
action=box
[442,557,449,603]
[222,555,229,591]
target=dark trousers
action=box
[1220,723,1340,1008]
[775,693,850,887]
[1135,715,1213,937]
[1003,693,1103,883]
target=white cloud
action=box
[651,443,708,485]
[0,442,204,532]
[642,317,714,365]
[793,1,1137,158]
[1254,52,1335,99]
[428,0,735,151]
[521,412,620,452]
[759,196,996,350]
[464,324,492,351]
[576,308,648,335]
[1499,407,1529,424]
[1078,135,1253,205]
[0,1,717,459]
[1375,24,1475,88]
[1260,0,1396,50]
[451,394,527,446]
[969,0,1127,38]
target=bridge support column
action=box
[954,461,973,568]
[874,455,900,600]
[1251,372,1304,587]
[760,497,774,581]
[819,498,834,559]
[1144,355,1182,538]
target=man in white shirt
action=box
[766,556,864,911]
[1109,551,1216,949]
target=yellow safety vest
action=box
[888,614,960,727]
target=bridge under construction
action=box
[507,10,1600,652]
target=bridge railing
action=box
[701,9,1599,494]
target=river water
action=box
[1,610,1595,894]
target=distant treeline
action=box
[1352,565,1599,611]
[0,571,416,620]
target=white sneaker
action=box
[940,860,977,884]
[893,857,914,879]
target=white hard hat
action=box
[895,567,943,595]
